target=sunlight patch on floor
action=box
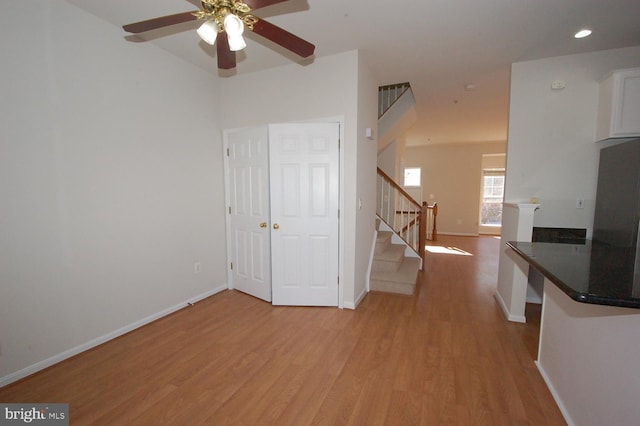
[425,245,473,256]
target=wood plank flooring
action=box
[0,235,565,425]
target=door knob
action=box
[260,222,267,228]
[273,223,280,230]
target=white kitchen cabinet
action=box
[596,68,640,141]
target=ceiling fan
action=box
[122,0,315,70]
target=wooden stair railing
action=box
[378,82,411,118]
[376,168,437,264]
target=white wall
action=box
[505,45,640,236]
[218,50,378,308]
[0,1,227,384]
[354,54,379,306]
[405,142,506,235]
[377,141,397,179]
[497,46,640,323]
[538,281,640,426]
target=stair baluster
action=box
[378,82,411,119]
[376,168,437,266]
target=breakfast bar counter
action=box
[507,240,640,308]
[505,240,640,426]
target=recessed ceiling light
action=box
[574,29,592,39]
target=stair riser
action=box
[371,227,420,296]
[370,279,415,296]
[372,259,402,273]
[375,241,391,254]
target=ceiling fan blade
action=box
[252,19,315,58]
[123,11,199,33]
[217,33,237,69]
[243,0,289,10]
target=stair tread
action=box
[370,256,421,283]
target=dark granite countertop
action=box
[508,240,640,309]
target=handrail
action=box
[376,168,438,264]
[377,167,418,203]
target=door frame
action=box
[222,117,345,308]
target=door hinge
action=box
[229,206,231,214]
[226,147,230,157]
[230,262,233,270]
[338,209,340,219]
[338,138,341,150]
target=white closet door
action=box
[269,122,340,306]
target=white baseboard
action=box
[366,229,377,293]
[494,292,526,323]
[347,286,369,310]
[0,285,227,388]
[344,287,367,310]
[535,361,575,426]
[437,231,479,237]
[345,228,378,311]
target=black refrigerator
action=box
[593,138,640,247]
[592,138,640,296]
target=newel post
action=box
[432,202,438,241]
[419,202,428,268]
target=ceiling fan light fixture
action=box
[197,19,219,45]
[123,1,317,70]
[224,13,246,51]
[224,14,245,37]
[228,34,247,51]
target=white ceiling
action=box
[66,0,640,146]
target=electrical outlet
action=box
[194,262,201,273]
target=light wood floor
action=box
[0,235,565,425]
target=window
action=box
[403,167,421,187]
[481,168,505,226]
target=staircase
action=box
[377,82,417,153]
[370,221,421,296]
[371,81,436,296]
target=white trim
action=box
[478,226,502,236]
[346,286,368,310]
[366,229,377,293]
[494,292,526,323]
[336,118,345,309]
[222,129,235,291]
[503,202,540,210]
[535,361,575,426]
[437,231,479,237]
[0,286,227,388]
